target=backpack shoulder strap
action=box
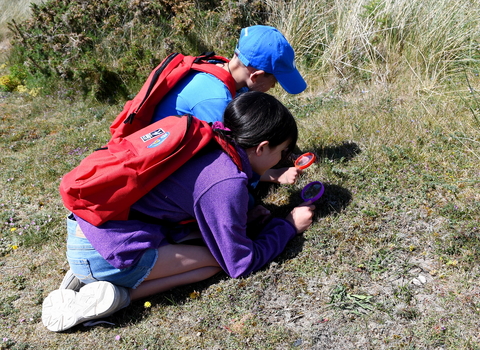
[191,52,237,98]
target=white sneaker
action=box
[42,281,130,332]
[59,269,85,291]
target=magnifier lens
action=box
[304,183,322,199]
[297,155,312,166]
[301,181,325,202]
[294,152,316,170]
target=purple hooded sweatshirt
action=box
[75,145,296,278]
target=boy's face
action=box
[247,72,277,93]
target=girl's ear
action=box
[254,141,270,156]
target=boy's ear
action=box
[254,141,270,155]
[249,70,266,83]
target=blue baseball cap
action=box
[234,25,307,94]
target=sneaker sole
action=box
[42,281,117,332]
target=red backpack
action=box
[60,115,242,226]
[59,53,240,226]
[110,52,236,139]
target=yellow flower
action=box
[446,259,458,266]
[15,85,28,93]
[29,87,41,97]
[189,291,200,299]
[11,245,19,250]
[0,75,20,91]
[10,227,17,232]
[144,301,151,308]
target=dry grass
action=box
[0,0,43,41]
[267,0,480,93]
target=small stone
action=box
[411,278,422,286]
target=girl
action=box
[42,91,315,332]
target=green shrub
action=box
[8,0,268,102]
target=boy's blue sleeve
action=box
[188,97,231,123]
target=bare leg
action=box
[145,244,219,280]
[129,244,221,300]
[130,266,221,300]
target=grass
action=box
[1,0,480,349]
[2,75,479,350]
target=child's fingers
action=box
[299,201,316,209]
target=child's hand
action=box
[278,167,303,184]
[261,167,303,184]
[285,202,315,234]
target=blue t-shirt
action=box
[151,71,233,123]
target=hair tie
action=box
[212,121,231,132]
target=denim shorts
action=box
[66,215,158,289]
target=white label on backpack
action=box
[147,132,170,148]
[141,128,166,142]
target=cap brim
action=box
[275,69,307,94]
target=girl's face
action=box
[248,139,291,175]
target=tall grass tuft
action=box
[266,0,480,92]
[0,0,43,41]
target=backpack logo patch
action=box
[147,132,170,148]
[141,128,166,142]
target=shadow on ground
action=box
[313,141,361,162]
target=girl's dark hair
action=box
[222,91,298,157]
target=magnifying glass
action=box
[301,181,325,202]
[294,152,316,170]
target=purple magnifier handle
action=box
[301,181,325,202]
